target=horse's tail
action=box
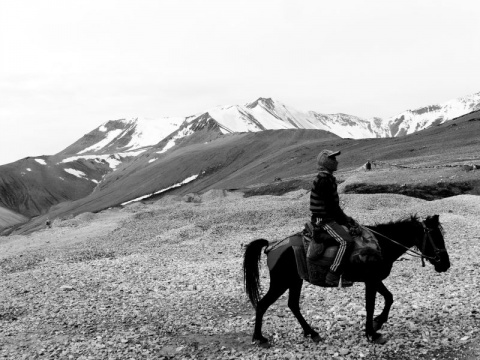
[243,238,269,308]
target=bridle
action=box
[418,221,447,267]
[363,221,446,267]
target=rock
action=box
[60,285,75,291]
[182,193,201,203]
[200,189,228,201]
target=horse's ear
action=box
[427,214,440,224]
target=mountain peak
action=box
[246,97,275,110]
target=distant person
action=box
[310,149,357,287]
[365,160,372,171]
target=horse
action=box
[243,215,450,346]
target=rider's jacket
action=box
[310,171,350,225]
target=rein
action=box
[362,222,443,266]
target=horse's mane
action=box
[370,214,421,239]
[375,214,420,228]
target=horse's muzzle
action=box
[433,252,450,273]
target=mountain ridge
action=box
[56,91,480,159]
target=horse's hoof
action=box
[252,338,270,348]
[311,334,322,343]
[303,331,322,343]
[256,341,270,349]
[372,320,382,332]
[373,334,388,345]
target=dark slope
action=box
[0,157,112,220]
[0,206,28,229]
[13,129,339,233]
[343,109,480,166]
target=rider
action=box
[310,149,356,287]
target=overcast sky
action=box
[1,0,480,165]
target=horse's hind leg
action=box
[288,278,321,342]
[253,280,288,347]
[373,281,393,332]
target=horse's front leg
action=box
[373,281,393,332]
[365,281,388,344]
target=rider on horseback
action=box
[310,149,356,287]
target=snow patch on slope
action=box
[78,129,124,154]
[124,117,184,150]
[157,124,196,154]
[208,106,263,132]
[64,168,87,178]
[61,152,144,170]
[121,174,199,205]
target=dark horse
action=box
[243,215,450,346]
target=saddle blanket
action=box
[264,233,303,271]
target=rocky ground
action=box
[1,189,479,359]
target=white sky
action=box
[1,0,480,165]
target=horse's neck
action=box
[374,222,420,263]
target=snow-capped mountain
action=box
[63,97,388,158]
[385,92,480,136]
[58,116,184,156]
[60,92,480,158]
[206,98,390,138]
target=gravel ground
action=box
[0,190,479,359]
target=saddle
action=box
[301,223,339,286]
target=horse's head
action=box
[419,215,450,273]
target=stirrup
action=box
[341,277,353,287]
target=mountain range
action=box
[55,91,480,157]
[1,91,480,234]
